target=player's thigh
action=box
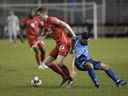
[43,56,55,65]
[74,55,88,71]
[74,58,85,71]
[89,59,103,70]
[85,63,94,70]
[56,55,65,66]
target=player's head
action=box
[81,32,89,40]
[9,10,14,15]
[36,6,48,20]
[80,32,89,45]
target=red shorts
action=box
[50,41,72,58]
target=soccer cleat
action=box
[38,63,49,70]
[66,79,74,88]
[94,81,100,88]
[59,78,68,87]
[116,80,127,87]
[38,65,46,70]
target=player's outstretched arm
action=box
[59,20,76,37]
[52,18,76,37]
[70,54,77,78]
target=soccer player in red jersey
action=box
[20,9,46,67]
[36,7,76,87]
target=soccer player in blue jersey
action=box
[72,32,127,88]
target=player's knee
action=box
[56,60,64,67]
[100,63,110,70]
[85,63,94,70]
[57,62,63,67]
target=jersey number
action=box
[30,23,36,28]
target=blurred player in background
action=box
[7,11,20,44]
[36,7,76,87]
[20,8,45,67]
[72,32,127,88]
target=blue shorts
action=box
[75,55,101,71]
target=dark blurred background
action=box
[0,0,128,38]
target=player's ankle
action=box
[116,79,120,83]
[38,63,48,70]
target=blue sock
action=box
[105,68,118,82]
[87,68,98,85]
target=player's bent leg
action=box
[91,59,127,87]
[55,55,72,87]
[61,66,74,88]
[42,55,67,83]
[41,47,68,79]
[85,63,100,88]
[100,63,127,87]
[56,55,74,87]
[99,63,119,82]
[56,55,71,79]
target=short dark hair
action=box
[81,32,89,39]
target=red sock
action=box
[47,63,67,79]
[60,65,73,80]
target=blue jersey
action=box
[73,37,101,71]
[74,37,90,60]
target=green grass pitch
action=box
[0,38,128,96]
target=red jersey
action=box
[20,16,41,44]
[44,16,71,46]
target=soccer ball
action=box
[31,76,42,87]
